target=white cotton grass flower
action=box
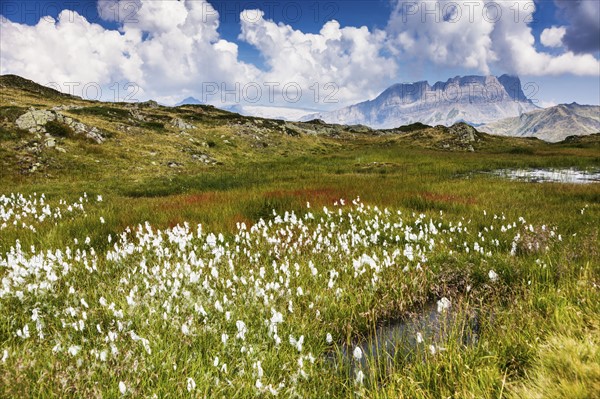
[326,333,333,344]
[488,269,498,282]
[289,335,304,352]
[2,349,8,363]
[181,323,190,336]
[236,320,247,340]
[355,369,365,385]
[68,345,81,356]
[353,346,363,361]
[416,332,423,344]
[186,377,196,392]
[17,324,30,339]
[429,345,437,355]
[437,297,451,313]
[119,381,127,395]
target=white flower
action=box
[289,335,304,352]
[437,297,451,313]
[119,381,127,395]
[68,345,81,357]
[353,346,363,361]
[221,333,229,345]
[416,332,423,344]
[355,369,364,385]
[326,333,333,344]
[1,349,8,363]
[100,217,105,224]
[236,320,247,340]
[17,324,30,339]
[181,323,190,336]
[186,377,196,392]
[213,356,219,367]
[488,269,498,282]
[429,345,436,355]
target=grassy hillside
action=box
[1,75,599,398]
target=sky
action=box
[1,0,599,111]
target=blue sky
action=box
[1,0,599,108]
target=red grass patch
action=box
[157,192,225,212]
[264,188,349,206]
[420,191,476,205]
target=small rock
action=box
[171,118,195,130]
[45,138,56,148]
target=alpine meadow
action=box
[1,1,599,398]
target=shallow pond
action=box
[334,300,479,379]
[489,168,600,184]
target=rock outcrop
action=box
[15,108,105,143]
[171,118,196,130]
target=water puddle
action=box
[333,299,479,380]
[488,168,600,184]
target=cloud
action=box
[540,26,565,48]
[0,10,141,90]
[387,0,496,73]
[554,0,600,54]
[239,11,398,106]
[0,0,260,102]
[1,0,397,107]
[386,0,600,76]
[0,0,597,108]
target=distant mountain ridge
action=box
[175,97,203,106]
[224,104,318,121]
[302,75,538,128]
[480,103,600,142]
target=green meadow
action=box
[1,75,599,398]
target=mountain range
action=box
[302,75,538,128]
[480,103,600,142]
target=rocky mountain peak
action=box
[302,75,538,128]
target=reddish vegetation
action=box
[230,213,253,229]
[167,218,184,229]
[157,192,225,212]
[419,191,476,205]
[264,188,349,205]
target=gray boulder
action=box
[14,108,105,144]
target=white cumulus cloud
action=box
[386,0,600,76]
[239,10,398,106]
[0,0,260,103]
[540,26,566,48]
[0,0,598,107]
